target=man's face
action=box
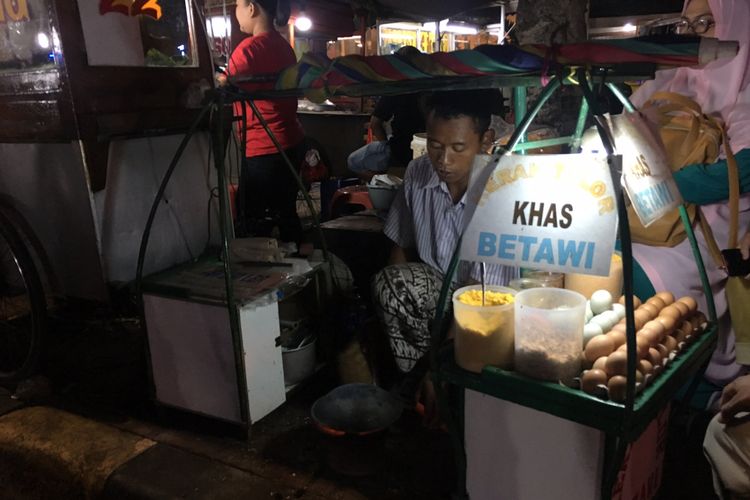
[426,113,486,186]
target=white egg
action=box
[611,303,626,321]
[583,322,604,347]
[590,289,613,315]
[590,313,615,332]
[600,310,619,329]
[585,300,594,323]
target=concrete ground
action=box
[0,304,719,500]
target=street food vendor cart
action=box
[0,0,217,381]
[209,36,731,498]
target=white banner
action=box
[461,153,619,277]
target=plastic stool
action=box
[329,185,373,219]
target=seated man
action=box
[371,90,519,422]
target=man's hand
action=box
[719,374,750,424]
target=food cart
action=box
[0,0,217,381]
[211,36,728,498]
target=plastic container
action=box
[514,288,586,382]
[521,269,565,288]
[508,277,546,291]
[282,337,317,386]
[452,285,516,373]
[411,133,427,159]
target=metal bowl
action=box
[311,383,403,436]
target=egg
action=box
[654,291,675,306]
[619,295,643,308]
[677,296,698,312]
[638,359,654,376]
[590,290,613,315]
[605,350,629,377]
[584,334,615,363]
[633,309,650,330]
[581,369,608,394]
[655,315,676,336]
[611,323,628,335]
[694,311,708,329]
[673,323,688,344]
[689,314,701,330]
[583,323,604,348]
[656,343,670,360]
[638,328,660,347]
[646,296,666,311]
[611,303,626,321]
[664,335,678,354]
[591,312,617,332]
[585,300,594,323]
[606,329,626,349]
[675,301,691,318]
[592,355,609,372]
[636,335,651,358]
[608,375,629,403]
[639,303,659,320]
[648,346,663,368]
[659,304,682,321]
[642,320,666,344]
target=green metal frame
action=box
[429,72,719,500]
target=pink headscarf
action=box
[630,0,750,153]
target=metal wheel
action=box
[0,211,45,382]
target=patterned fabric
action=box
[273,37,704,100]
[372,263,454,373]
[384,155,519,286]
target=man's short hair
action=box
[424,90,500,135]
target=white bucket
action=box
[282,337,317,386]
[411,133,427,159]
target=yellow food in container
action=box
[452,285,516,372]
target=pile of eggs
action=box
[578,290,707,403]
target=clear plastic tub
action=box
[452,285,516,373]
[514,288,586,382]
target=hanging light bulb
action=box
[295,12,312,31]
[294,2,312,32]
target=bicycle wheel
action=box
[0,211,45,382]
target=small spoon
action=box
[481,262,486,306]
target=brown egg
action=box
[638,359,654,376]
[608,375,629,403]
[584,334,615,363]
[618,295,642,308]
[633,309,650,330]
[592,355,609,372]
[655,315,676,336]
[648,347,663,368]
[638,328,660,348]
[677,296,698,312]
[689,314,701,330]
[680,320,693,337]
[646,296,667,311]
[611,323,628,335]
[606,350,629,377]
[674,301,691,317]
[659,304,682,321]
[581,369,608,394]
[656,343,670,360]
[639,303,660,319]
[642,320,666,344]
[606,330,627,349]
[673,326,688,344]
[636,335,651,358]
[655,291,675,306]
[663,336,678,354]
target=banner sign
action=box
[461,153,619,277]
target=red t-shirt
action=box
[229,30,304,157]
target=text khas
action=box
[513,201,573,228]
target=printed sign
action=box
[606,112,682,227]
[461,153,619,276]
[0,0,30,23]
[100,0,162,20]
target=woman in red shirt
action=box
[230,0,305,243]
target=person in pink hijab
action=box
[629,0,750,395]
[629,0,750,497]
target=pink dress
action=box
[629,0,750,386]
